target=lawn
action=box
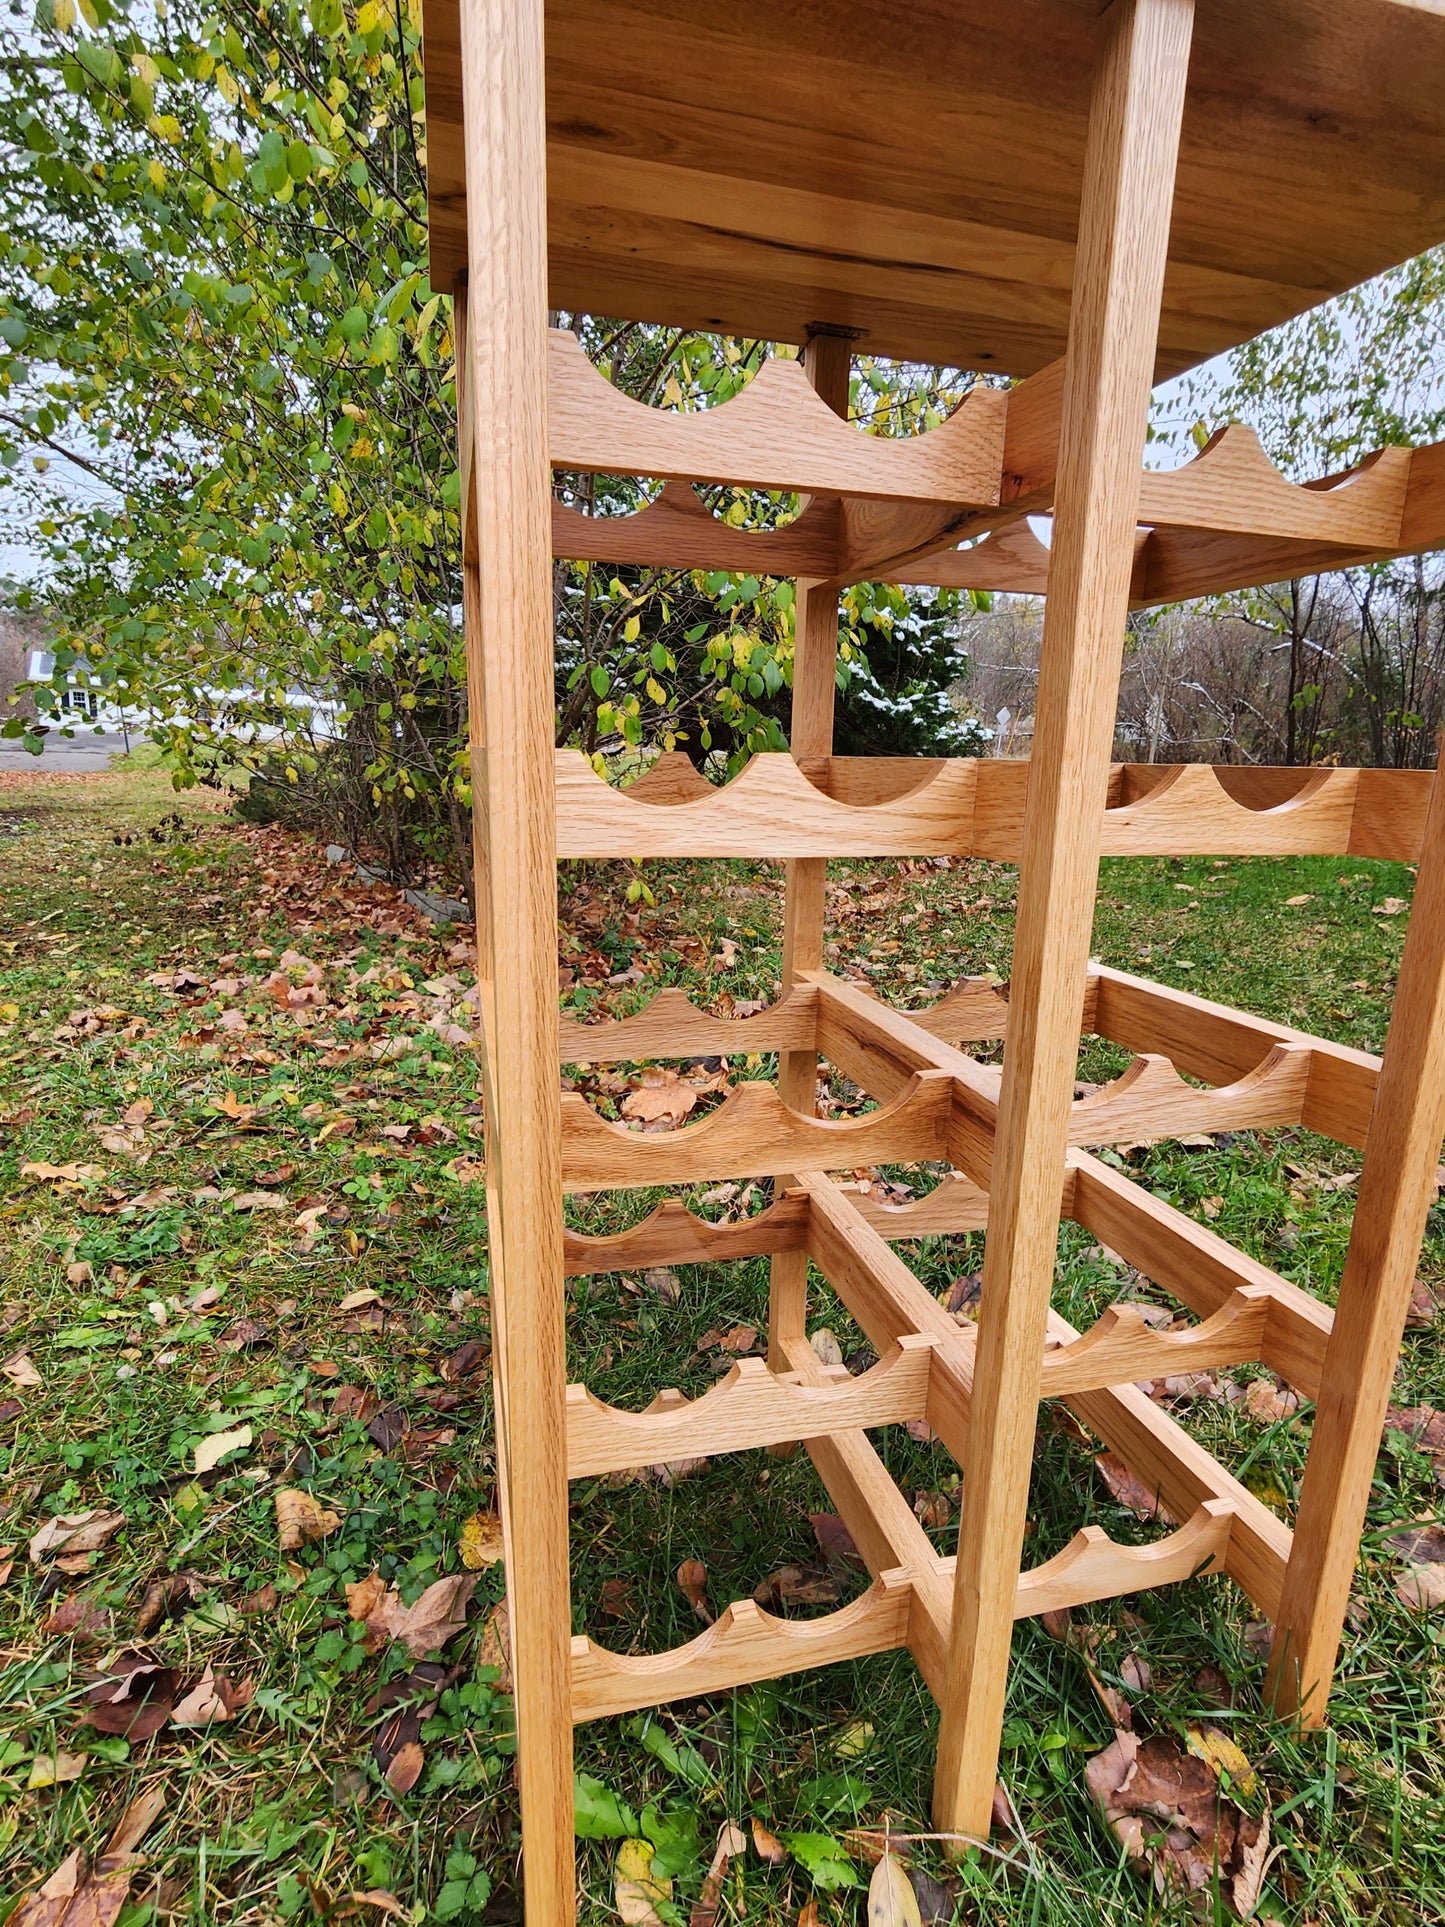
[1,757,1443,1926]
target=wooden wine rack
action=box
[422,0,1445,1912]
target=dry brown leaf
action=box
[1395,1562,1445,1610]
[621,1078,698,1129]
[868,1853,923,1927]
[691,1822,747,1927]
[339,1288,382,1311]
[29,1510,126,1567]
[44,1593,113,1642]
[350,1572,479,1658]
[478,1598,513,1691]
[385,1741,425,1794]
[809,1327,844,1367]
[458,1510,504,1570]
[1094,1456,1176,1524]
[274,1488,341,1551]
[751,1818,787,1865]
[1085,1728,1267,1906]
[677,1558,712,1624]
[231,1190,288,1211]
[2,1351,42,1388]
[1243,1378,1300,1426]
[797,1906,822,1927]
[169,1666,255,1727]
[9,1785,166,1925]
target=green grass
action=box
[1,762,1443,1925]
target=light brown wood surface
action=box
[559,1071,952,1192]
[455,0,573,1913]
[557,984,817,1063]
[425,0,1445,380]
[1269,751,1445,1721]
[571,1571,914,1724]
[547,327,1005,503]
[933,0,1195,1840]
[565,1334,934,1477]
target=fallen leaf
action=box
[459,1510,504,1570]
[274,1488,342,1551]
[343,1893,408,1918]
[835,1720,874,1760]
[600,1576,633,1619]
[221,1317,272,1351]
[810,1513,865,1569]
[643,1267,681,1305]
[231,1191,288,1211]
[2,1351,42,1388]
[1395,1563,1445,1610]
[1283,894,1312,907]
[1243,1377,1300,1426]
[29,1509,126,1567]
[20,1160,105,1183]
[616,1837,671,1926]
[340,1288,382,1311]
[621,1079,698,1129]
[1375,896,1409,915]
[868,1853,923,1927]
[753,1565,839,1609]
[193,1425,252,1475]
[691,1822,747,1927]
[82,1654,178,1741]
[677,1558,712,1624]
[27,1748,88,1790]
[809,1327,844,1367]
[169,1665,255,1727]
[133,1573,204,1637]
[1094,1456,1176,1524]
[44,1594,112,1642]
[1186,1725,1259,1799]
[752,1819,787,1865]
[718,1324,756,1354]
[1085,1728,1267,1903]
[349,1572,479,1658]
[9,1785,164,1927]
[386,1740,425,1794]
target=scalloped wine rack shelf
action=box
[552,750,1434,863]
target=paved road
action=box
[0,730,140,773]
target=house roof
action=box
[421,0,1445,377]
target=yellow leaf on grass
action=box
[615,1838,671,1926]
[274,1488,342,1551]
[194,1425,252,1475]
[339,1288,382,1311]
[868,1853,923,1927]
[459,1510,504,1570]
[1186,1724,1260,1799]
[27,1748,87,1790]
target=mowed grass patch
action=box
[1,761,1443,1924]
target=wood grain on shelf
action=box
[561,1193,810,1275]
[554,748,978,859]
[558,984,818,1063]
[1135,424,1408,545]
[559,1070,953,1192]
[565,1334,935,1477]
[1038,1292,1269,1397]
[551,485,840,574]
[571,1570,915,1723]
[1066,1041,1310,1144]
[1010,1500,1235,1616]
[547,327,1006,504]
